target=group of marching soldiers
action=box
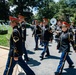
[3,11,76,75]
[32,18,53,60]
[31,18,76,75]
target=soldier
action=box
[70,22,74,30]
[55,22,76,75]
[40,18,53,60]
[3,16,35,75]
[39,22,44,46]
[18,12,29,61]
[55,20,62,43]
[74,30,76,50]
[41,18,50,42]
[32,19,41,50]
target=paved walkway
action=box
[0,28,76,75]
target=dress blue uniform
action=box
[3,16,35,75]
[40,25,53,60]
[55,22,76,75]
[32,25,41,50]
[18,12,29,61]
[20,21,29,61]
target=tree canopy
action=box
[0,0,76,25]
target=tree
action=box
[8,0,39,22]
[53,0,72,22]
[0,0,10,21]
[34,0,55,20]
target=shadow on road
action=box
[62,68,76,75]
[37,48,43,50]
[27,58,41,67]
[27,50,35,54]
[44,55,60,60]
[33,48,43,51]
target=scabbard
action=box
[58,52,68,75]
[6,57,13,75]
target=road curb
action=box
[0,46,9,50]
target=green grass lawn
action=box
[0,24,31,47]
[0,25,12,47]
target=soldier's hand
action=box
[56,31,59,34]
[14,57,18,61]
[55,31,58,33]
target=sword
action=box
[58,52,68,75]
[6,57,13,75]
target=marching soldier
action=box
[18,12,29,61]
[55,20,62,43]
[3,16,35,75]
[40,18,53,60]
[32,19,41,50]
[74,30,76,50]
[55,22,76,75]
[39,22,44,46]
[70,22,74,30]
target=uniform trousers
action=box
[3,56,35,75]
[56,51,73,73]
[41,41,50,56]
[34,35,39,49]
[22,41,29,60]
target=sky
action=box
[54,0,59,3]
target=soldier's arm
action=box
[32,28,35,36]
[24,28,26,41]
[49,32,53,42]
[12,29,20,57]
[21,23,26,41]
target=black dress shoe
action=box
[40,56,43,60]
[41,44,44,47]
[45,54,50,57]
[69,65,74,68]
[55,72,61,75]
[34,48,38,50]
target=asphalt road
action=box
[0,28,76,75]
[22,29,76,75]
